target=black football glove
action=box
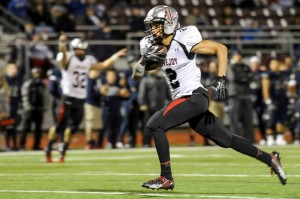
[209,76,228,102]
[143,45,166,65]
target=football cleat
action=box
[270,151,287,185]
[141,176,174,190]
[45,150,53,163]
[59,156,64,163]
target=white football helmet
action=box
[74,40,89,50]
[69,38,81,52]
[144,5,179,43]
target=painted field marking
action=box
[0,190,292,199]
[0,172,299,177]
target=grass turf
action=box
[0,145,299,199]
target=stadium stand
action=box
[0,0,300,150]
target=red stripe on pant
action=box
[57,104,65,123]
[163,97,188,116]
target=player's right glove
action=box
[209,76,228,102]
[143,45,167,66]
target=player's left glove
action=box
[143,45,167,66]
[209,76,228,102]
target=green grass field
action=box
[0,145,299,199]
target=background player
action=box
[45,32,127,162]
[132,5,287,190]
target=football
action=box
[142,44,168,71]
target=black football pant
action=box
[56,96,85,140]
[147,87,266,165]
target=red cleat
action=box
[142,176,174,190]
[45,151,53,163]
[59,156,64,163]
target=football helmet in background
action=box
[69,38,81,52]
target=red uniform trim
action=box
[57,104,65,123]
[163,97,188,116]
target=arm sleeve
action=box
[138,79,147,105]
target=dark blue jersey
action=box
[5,75,21,116]
[124,70,139,101]
[86,77,102,107]
[48,68,62,99]
[103,85,122,112]
[250,71,264,105]
[296,71,300,97]
[268,71,289,100]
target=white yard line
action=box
[0,172,299,177]
[0,162,299,167]
[0,190,292,199]
[0,145,299,156]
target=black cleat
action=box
[270,151,287,185]
[142,176,175,190]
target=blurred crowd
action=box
[0,0,300,151]
[1,44,300,151]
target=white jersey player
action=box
[45,33,127,163]
[140,26,204,99]
[132,5,287,190]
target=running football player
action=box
[132,5,287,190]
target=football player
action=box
[132,5,287,190]
[45,32,127,163]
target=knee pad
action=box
[48,126,57,140]
[64,128,71,143]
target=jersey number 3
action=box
[72,71,86,88]
[165,68,179,89]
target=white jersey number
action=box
[165,68,180,89]
[72,71,86,88]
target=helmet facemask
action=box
[144,19,165,43]
[144,5,179,44]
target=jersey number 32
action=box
[72,71,86,88]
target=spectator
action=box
[207,61,225,122]
[184,7,209,26]
[286,70,299,144]
[65,0,86,22]
[47,66,62,123]
[138,70,171,147]
[84,6,102,26]
[129,7,145,33]
[50,4,75,32]
[8,0,29,19]
[29,3,53,27]
[19,68,48,150]
[101,69,130,148]
[28,33,54,77]
[0,67,11,151]
[249,56,266,145]
[86,0,108,22]
[261,59,289,146]
[84,70,103,149]
[227,51,255,143]
[23,22,36,40]
[117,58,141,148]
[91,23,118,61]
[4,63,21,151]
[8,35,26,82]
